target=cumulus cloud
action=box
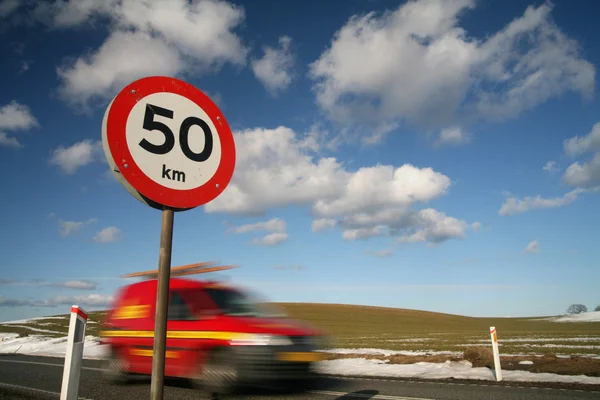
[564,122,600,157]
[312,218,337,232]
[51,280,99,290]
[365,248,393,258]
[251,35,295,95]
[436,127,469,146]
[0,0,20,18]
[309,0,595,144]
[49,139,103,174]
[32,0,247,110]
[498,189,585,216]
[206,126,478,246]
[231,218,288,246]
[543,161,558,173]
[93,226,122,243]
[57,218,97,237]
[252,232,288,246]
[0,100,39,148]
[523,240,539,254]
[562,123,600,189]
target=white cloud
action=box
[49,139,103,174]
[564,122,600,157]
[252,232,288,246]
[436,127,469,146]
[33,294,114,308]
[543,161,558,173]
[0,100,39,148]
[206,126,477,246]
[498,189,584,216]
[563,154,600,188]
[35,0,247,109]
[232,218,286,234]
[58,218,97,237]
[93,226,122,243]
[366,248,393,258]
[251,35,295,95]
[51,280,98,290]
[523,240,539,254]
[312,218,337,232]
[0,0,20,18]
[231,218,288,246]
[562,123,600,189]
[309,0,595,144]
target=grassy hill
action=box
[2,303,599,357]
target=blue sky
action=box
[1,0,599,322]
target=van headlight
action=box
[231,334,293,346]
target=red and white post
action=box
[490,326,502,381]
[60,305,88,400]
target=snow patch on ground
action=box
[2,336,600,385]
[550,312,600,323]
[316,358,600,385]
[0,334,108,359]
[0,316,67,324]
[519,360,534,365]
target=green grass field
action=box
[1,303,599,358]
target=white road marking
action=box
[0,381,93,399]
[309,390,433,400]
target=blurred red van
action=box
[99,277,328,395]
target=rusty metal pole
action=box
[150,208,174,400]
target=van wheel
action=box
[103,348,129,384]
[198,348,238,396]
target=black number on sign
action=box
[139,103,213,162]
[140,104,175,155]
[179,117,213,162]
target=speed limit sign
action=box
[101,76,236,210]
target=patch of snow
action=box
[552,311,600,323]
[0,316,67,324]
[470,337,600,343]
[0,335,108,359]
[519,361,534,365]
[386,338,433,343]
[316,358,600,385]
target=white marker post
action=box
[60,305,88,400]
[490,326,502,381]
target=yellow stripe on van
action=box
[99,330,253,341]
[130,349,179,358]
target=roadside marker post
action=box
[101,76,236,400]
[490,326,502,381]
[60,305,88,400]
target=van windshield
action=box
[204,287,287,318]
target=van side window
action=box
[168,290,194,320]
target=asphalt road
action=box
[0,354,599,400]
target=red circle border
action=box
[106,76,236,210]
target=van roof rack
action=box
[122,261,238,279]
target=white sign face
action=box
[125,92,222,191]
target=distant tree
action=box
[566,304,588,315]
[595,305,600,312]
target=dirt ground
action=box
[321,347,600,377]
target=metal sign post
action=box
[149,209,174,399]
[60,305,88,400]
[101,75,236,400]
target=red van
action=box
[99,277,328,395]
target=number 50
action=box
[139,103,213,162]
